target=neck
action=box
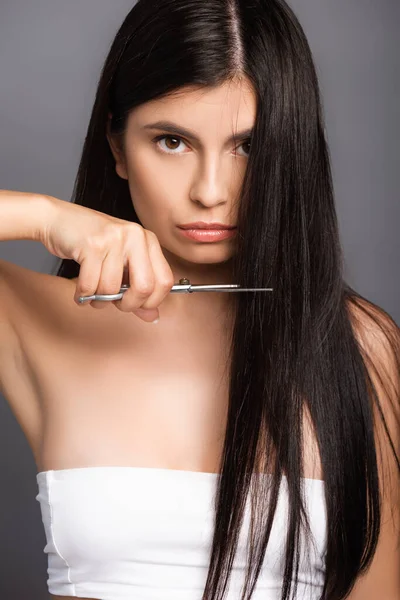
[162,248,235,284]
[159,248,237,322]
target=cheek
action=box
[126,149,160,195]
[124,151,177,228]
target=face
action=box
[107,77,256,281]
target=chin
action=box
[181,253,235,267]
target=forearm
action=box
[0,189,55,243]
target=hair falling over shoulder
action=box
[54,1,400,598]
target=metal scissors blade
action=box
[77,279,273,304]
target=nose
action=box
[189,154,230,207]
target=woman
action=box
[0,0,398,599]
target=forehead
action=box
[129,78,257,133]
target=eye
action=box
[236,140,251,157]
[153,135,188,154]
[152,134,251,157]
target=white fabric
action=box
[36,466,327,600]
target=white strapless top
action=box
[35,466,327,600]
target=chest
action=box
[3,277,323,480]
[5,305,231,474]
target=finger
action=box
[135,230,174,311]
[115,229,158,321]
[74,256,104,307]
[91,248,124,310]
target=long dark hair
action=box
[53,1,400,598]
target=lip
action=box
[178,222,237,230]
[178,228,237,242]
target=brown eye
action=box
[236,140,251,157]
[243,141,251,154]
[164,136,180,150]
[153,134,187,154]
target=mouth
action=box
[177,227,237,242]
[178,222,237,230]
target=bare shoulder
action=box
[346,293,400,357]
[346,292,399,466]
[0,256,49,301]
[345,293,400,599]
[0,256,64,295]
[0,258,78,458]
[0,256,138,360]
[0,257,70,379]
[346,294,400,434]
[0,257,74,322]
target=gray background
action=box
[0,1,398,597]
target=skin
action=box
[104,77,255,321]
[0,77,398,599]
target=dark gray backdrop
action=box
[0,1,399,597]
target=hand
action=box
[41,197,174,323]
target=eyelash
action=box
[152,134,251,157]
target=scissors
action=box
[78,278,273,304]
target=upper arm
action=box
[346,297,400,599]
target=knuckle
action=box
[145,229,158,243]
[125,222,145,239]
[121,224,146,250]
[135,279,155,296]
[86,235,106,252]
[76,281,93,295]
[159,275,174,292]
[87,225,125,251]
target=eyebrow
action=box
[142,120,253,144]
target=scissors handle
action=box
[77,281,273,304]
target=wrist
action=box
[33,194,60,244]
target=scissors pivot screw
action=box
[179,278,190,285]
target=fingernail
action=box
[151,318,160,324]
